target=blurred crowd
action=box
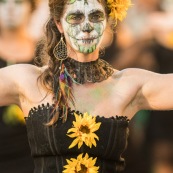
[0,0,173,173]
[0,0,49,172]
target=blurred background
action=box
[0,0,49,172]
[0,0,173,173]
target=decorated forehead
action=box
[65,0,104,14]
[67,0,100,5]
[65,0,132,25]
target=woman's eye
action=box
[71,16,81,20]
[92,15,100,20]
[66,14,84,24]
[89,12,105,22]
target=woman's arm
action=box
[0,65,21,106]
[132,68,173,111]
[0,64,40,107]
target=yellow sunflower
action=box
[63,153,99,173]
[67,112,101,149]
[107,0,132,23]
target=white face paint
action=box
[0,0,31,29]
[60,0,107,54]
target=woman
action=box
[0,0,173,172]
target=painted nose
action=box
[82,23,94,33]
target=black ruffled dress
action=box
[25,103,129,173]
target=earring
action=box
[53,34,68,60]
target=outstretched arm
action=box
[133,69,173,111]
[0,65,21,106]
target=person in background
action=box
[0,0,45,172]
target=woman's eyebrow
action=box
[67,10,84,15]
[89,9,104,15]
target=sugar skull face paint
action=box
[60,0,106,54]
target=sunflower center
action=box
[78,164,88,173]
[80,125,90,134]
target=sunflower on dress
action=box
[63,153,99,173]
[67,112,101,149]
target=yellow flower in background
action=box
[67,112,101,149]
[167,31,173,47]
[63,153,99,173]
[107,0,132,24]
[2,104,25,125]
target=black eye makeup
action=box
[89,10,105,23]
[65,9,105,25]
[66,11,85,25]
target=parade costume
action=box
[25,57,129,173]
[25,104,129,173]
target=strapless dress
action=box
[25,103,129,173]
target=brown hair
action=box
[35,0,111,125]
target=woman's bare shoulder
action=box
[0,64,46,77]
[113,68,160,86]
[115,68,158,77]
[0,64,48,87]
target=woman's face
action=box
[57,0,107,54]
[0,0,32,29]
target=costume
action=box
[24,54,130,172]
[25,104,129,173]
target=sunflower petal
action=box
[69,137,79,149]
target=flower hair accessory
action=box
[107,0,132,25]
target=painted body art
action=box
[61,0,106,54]
[68,0,89,5]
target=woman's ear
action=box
[54,19,64,33]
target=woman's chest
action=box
[70,83,138,118]
[22,77,139,119]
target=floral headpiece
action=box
[107,0,132,25]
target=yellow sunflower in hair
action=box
[63,153,99,173]
[67,112,101,149]
[107,0,132,23]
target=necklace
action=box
[63,58,114,84]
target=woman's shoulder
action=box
[2,63,45,76]
[112,68,160,88]
[115,68,158,78]
[0,64,47,85]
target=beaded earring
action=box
[53,34,68,60]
